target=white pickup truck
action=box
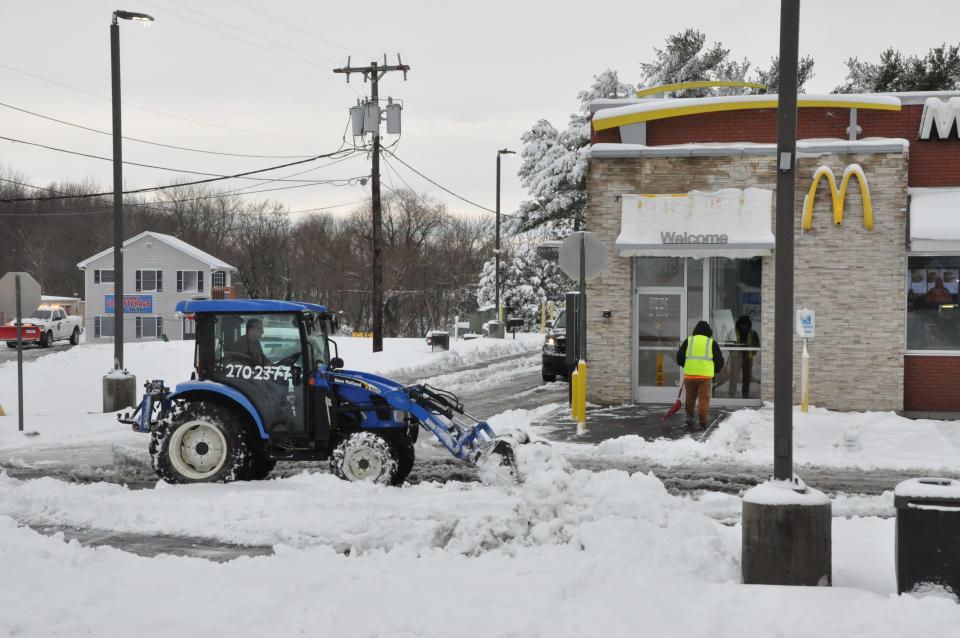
[2,305,83,348]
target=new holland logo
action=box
[801,164,873,231]
[919,97,960,140]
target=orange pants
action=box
[684,377,712,425]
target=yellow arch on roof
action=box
[593,97,902,131]
[802,166,874,231]
[636,80,767,97]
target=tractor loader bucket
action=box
[476,431,530,483]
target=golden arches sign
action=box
[801,164,874,231]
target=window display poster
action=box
[943,269,959,294]
[910,269,927,295]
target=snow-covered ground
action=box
[574,404,960,472]
[3,339,960,635]
[2,452,960,636]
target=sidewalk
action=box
[532,403,730,444]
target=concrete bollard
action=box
[742,478,832,586]
[103,371,137,413]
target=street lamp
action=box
[495,148,515,330]
[105,9,153,412]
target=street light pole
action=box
[495,149,515,326]
[110,9,153,370]
[104,9,153,414]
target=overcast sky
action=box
[2,0,959,222]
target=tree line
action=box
[0,168,494,337]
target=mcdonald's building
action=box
[585,85,960,415]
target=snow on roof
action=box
[616,188,775,259]
[76,231,236,270]
[592,94,902,131]
[591,138,910,159]
[908,187,960,252]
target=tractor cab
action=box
[184,299,338,444]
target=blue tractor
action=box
[121,300,524,485]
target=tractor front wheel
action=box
[330,431,398,484]
[151,401,249,484]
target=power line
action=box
[164,0,342,65]
[141,0,334,69]
[0,101,316,159]
[230,0,372,60]
[0,133,359,183]
[0,63,336,143]
[384,149,514,217]
[0,148,354,203]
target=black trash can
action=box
[894,478,960,597]
[430,331,449,352]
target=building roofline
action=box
[76,231,237,271]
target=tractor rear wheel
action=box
[330,431,398,484]
[150,401,249,484]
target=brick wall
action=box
[586,151,908,411]
[591,104,960,188]
[904,356,960,411]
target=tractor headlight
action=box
[392,410,408,424]
[544,335,557,351]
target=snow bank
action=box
[582,405,960,472]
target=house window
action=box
[212,271,226,288]
[136,316,163,339]
[907,256,960,351]
[94,316,115,338]
[136,270,163,292]
[177,270,205,293]
[94,269,115,284]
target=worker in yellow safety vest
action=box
[676,321,725,430]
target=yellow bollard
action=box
[0,403,5,417]
[800,339,810,413]
[540,303,546,334]
[575,360,587,427]
[570,368,580,421]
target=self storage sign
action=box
[105,295,153,313]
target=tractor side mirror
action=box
[330,356,344,370]
[546,320,555,330]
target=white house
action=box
[77,231,237,343]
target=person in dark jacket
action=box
[728,315,760,399]
[676,320,724,429]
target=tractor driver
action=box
[230,318,269,366]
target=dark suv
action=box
[541,310,568,383]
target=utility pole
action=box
[494,149,515,329]
[334,56,410,353]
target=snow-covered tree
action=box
[510,70,633,236]
[751,55,816,93]
[476,244,571,330]
[638,29,751,97]
[834,44,960,93]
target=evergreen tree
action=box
[476,244,571,329]
[752,55,816,93]
[834,44,960,93]
[638,29,750,97]
[511,70,633,236]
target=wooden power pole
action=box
[334,56,410,352]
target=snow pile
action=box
[585,405,960,472]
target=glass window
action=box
[182,271,199,292]
[138,270,162,292]
[212,271,226,288]
[907,256,960,350]
[636,257,684,287]
[686,259,704,336]
[709,257,762,346]
[95,269,114,284]
[96,316,115,338]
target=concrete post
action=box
[103,372,137,413]
[742,480,832,586]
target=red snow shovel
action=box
[661,380,684,421]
